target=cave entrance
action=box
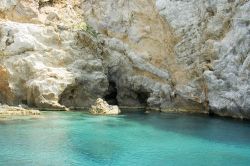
[104,81,118,105]
[136,91,150,107]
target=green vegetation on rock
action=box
[0,51,5,57]
[86,24,99,38]
[73,22,87,31]
[73,22,99,38]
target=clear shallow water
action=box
[0,112,250,166]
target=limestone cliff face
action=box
[0,0,108,109]
[81,0,202,111]
[156,0,250,118]
[0,0,249,118]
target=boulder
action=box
[89,98,121,115]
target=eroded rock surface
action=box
[0,66,13,104]
[156,0,250,118]
[0,0,108,109]
[0,105,40,116]
[0,0,249,119]
[89,98,121,115]
[81,0,197,111]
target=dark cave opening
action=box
[21,100,28,105]
[104,81,118,105]
[136,91,150,106]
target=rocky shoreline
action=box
[0,105,40,116]
[0,0,249,119]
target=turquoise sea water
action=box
[0,111,250,166]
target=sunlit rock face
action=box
[0,0,108,109]
[0,0,249,118]
[0,66,13,104]
[0,21,75,109]
[81,0,203,111]
[204,2,250,118]
[156,0,250,118]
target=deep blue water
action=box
[0,111,250,166]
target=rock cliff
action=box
[0,0,249,119]
[156,0,250,118]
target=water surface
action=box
[0,111,250,166]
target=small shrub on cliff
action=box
[86,24,99,38]
[73,22,87,31]
[73,22,99,38]
[0,51,5,57]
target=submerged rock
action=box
[0,105,40,116]
[89,98,121,115]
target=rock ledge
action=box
[0,105,40,116]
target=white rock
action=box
[0,0,249,119]
[89,98,121,115]
[0,105,40,116]
[156,0,250,118]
